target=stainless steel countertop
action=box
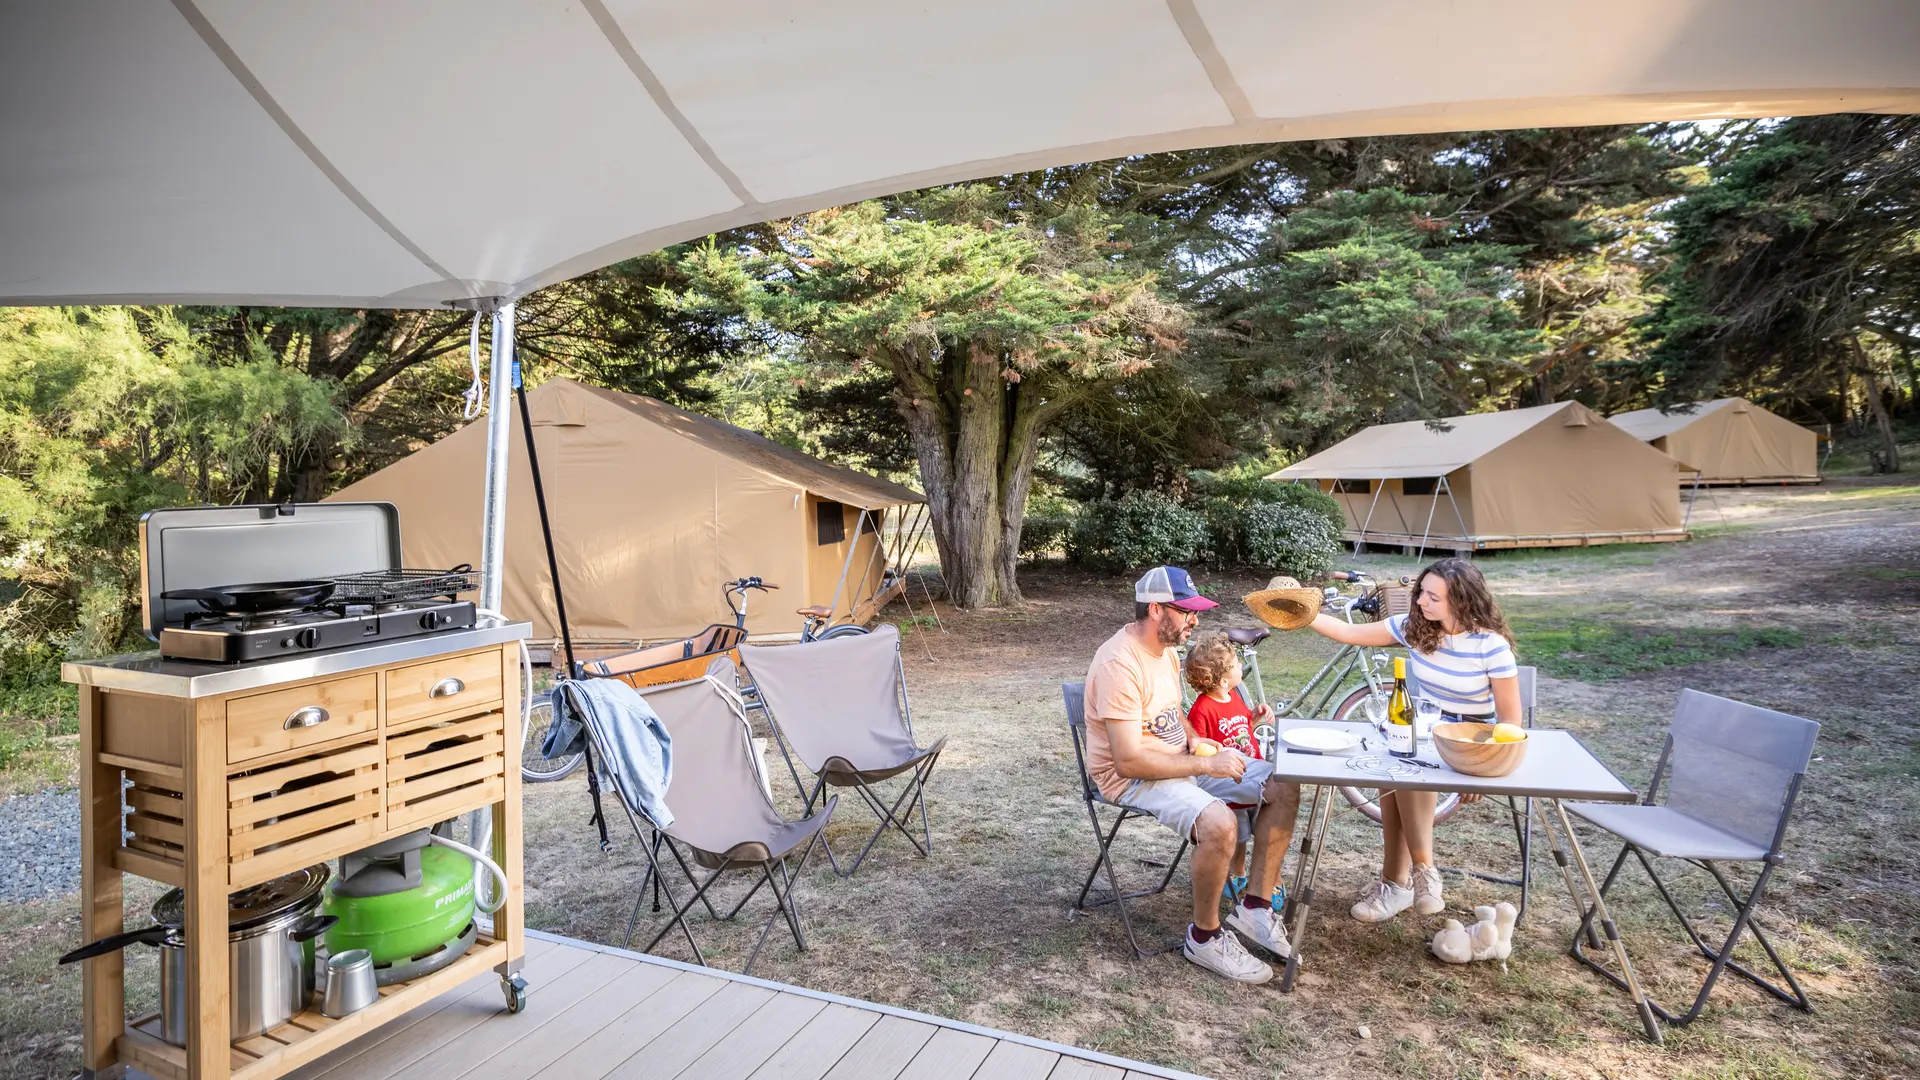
[61,619,533,698]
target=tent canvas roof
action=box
[5,1,1917,309]
[1608,398,1745,440]
[1272,402,1602,480]
[557,380,922,509]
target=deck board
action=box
[215,933,1209,1080]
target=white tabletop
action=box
[1261,720,1637,803]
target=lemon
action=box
[1192,743,1219,757]
[1491,723,1527,744]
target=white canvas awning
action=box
[5,0,1918,310]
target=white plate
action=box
[1279,728,1361,754]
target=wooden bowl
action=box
[1431,722,1528,777]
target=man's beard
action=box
[1156,615,1189,647]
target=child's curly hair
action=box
[1183,632,1237,696]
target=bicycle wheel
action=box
[818,624,871,640]
[1330,686,1464,825]
[521,696,583,782]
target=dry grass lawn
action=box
[3,478,1916,1080]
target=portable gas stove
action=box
[141,504,479,664]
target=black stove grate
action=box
[330,566,480,605]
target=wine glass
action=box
[1415,696,1443,742]
[1361,692,1389,733]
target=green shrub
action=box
[1241,502,1344,575]
[1066,490,1209,571]
[1017,513,1076,561]
[1188,475,1346,570]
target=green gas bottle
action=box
[323,832,476,970]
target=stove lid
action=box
[139,503,401,640]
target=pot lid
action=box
[152,865,330,933]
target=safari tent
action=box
[1271,401,1690,552]
[1610,398,1821,485]
[331,378,925,645]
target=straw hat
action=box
[1242,575,1323,631]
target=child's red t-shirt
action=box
[1186,687,1265,761]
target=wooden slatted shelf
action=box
[120,938,512,1080]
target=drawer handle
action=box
[429,677,466,699]
[283,706,330,730]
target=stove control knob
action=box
[419,611,443,630]
[294,628,321,650]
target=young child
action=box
[1184,633,1282,904]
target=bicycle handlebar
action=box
[724,577,779,591]
[1328,570,1372,583]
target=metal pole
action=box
[479,301,516,614]
[472,300,515,926]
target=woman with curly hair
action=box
[1303,557,1521,922]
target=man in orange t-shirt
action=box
[1083,567,1301,984]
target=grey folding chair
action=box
[739,624,946,877]
[1566,688,1819,1028]
[1447,666,1537,920]
[579,656,835,975]
[1062,681,1189,959]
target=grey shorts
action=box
[1120,757,1278,842]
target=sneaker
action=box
[1410,862,1445,915]
[1226,903,1292,959]
[1183,926,1274,984]
[1350,879,1415,923]
[1222,875,1247,902]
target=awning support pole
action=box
[826,509,869,624]
[473,299,514,926]
[479,300,516,614]
[1355,481,1386,554]
[1682,471,1702,529]
[1415,476,1447,562]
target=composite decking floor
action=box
[247,931,1208,1080]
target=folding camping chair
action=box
[738,624,946,877]
[578,656,835,975]
[1565,689,1819,1029]
[1062,681,1190,958]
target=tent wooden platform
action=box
[1346,528,1690,553]
[257,932,1204,1080]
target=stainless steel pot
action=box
[59,866,335,1046]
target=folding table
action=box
[1263,719,1663,1042]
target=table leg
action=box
[1540,799,1664,1045]
[1279,785,1335,993]
[1533,798,1598,949]
[79,688,123,1079]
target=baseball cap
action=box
[1135,566,1218,612]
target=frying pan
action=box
[160,579,336,615]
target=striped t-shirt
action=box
[1385,614,1517,716]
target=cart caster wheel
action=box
[503,974,529,1014]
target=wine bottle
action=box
[1386,656,1416,758]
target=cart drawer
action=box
[226,673,379,765]
[228,738,383,888]
[385,648,503,730]
[385,711,507,832]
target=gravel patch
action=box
[0,786,81,901]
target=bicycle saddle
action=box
[1226,627,1271,646]
[795,604,833,618]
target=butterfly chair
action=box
[1566,689,1818,1030]
[1062,681,1190,958]
[738,625,946,877]
[578,656,835,974]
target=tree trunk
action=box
[886,344,1059,609]
[1852,334,1901,472]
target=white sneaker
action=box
[1350,879,1415,923]
[1410,862,1445,915]
[1183,926,1274,984]
[1226,903,1292,959]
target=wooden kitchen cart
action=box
[63,623,533,1080]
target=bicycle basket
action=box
[1375,584,1413,618]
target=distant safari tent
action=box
[1271,401,1691,553]
[331,378,926,647]
[1609,398,1821,485]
